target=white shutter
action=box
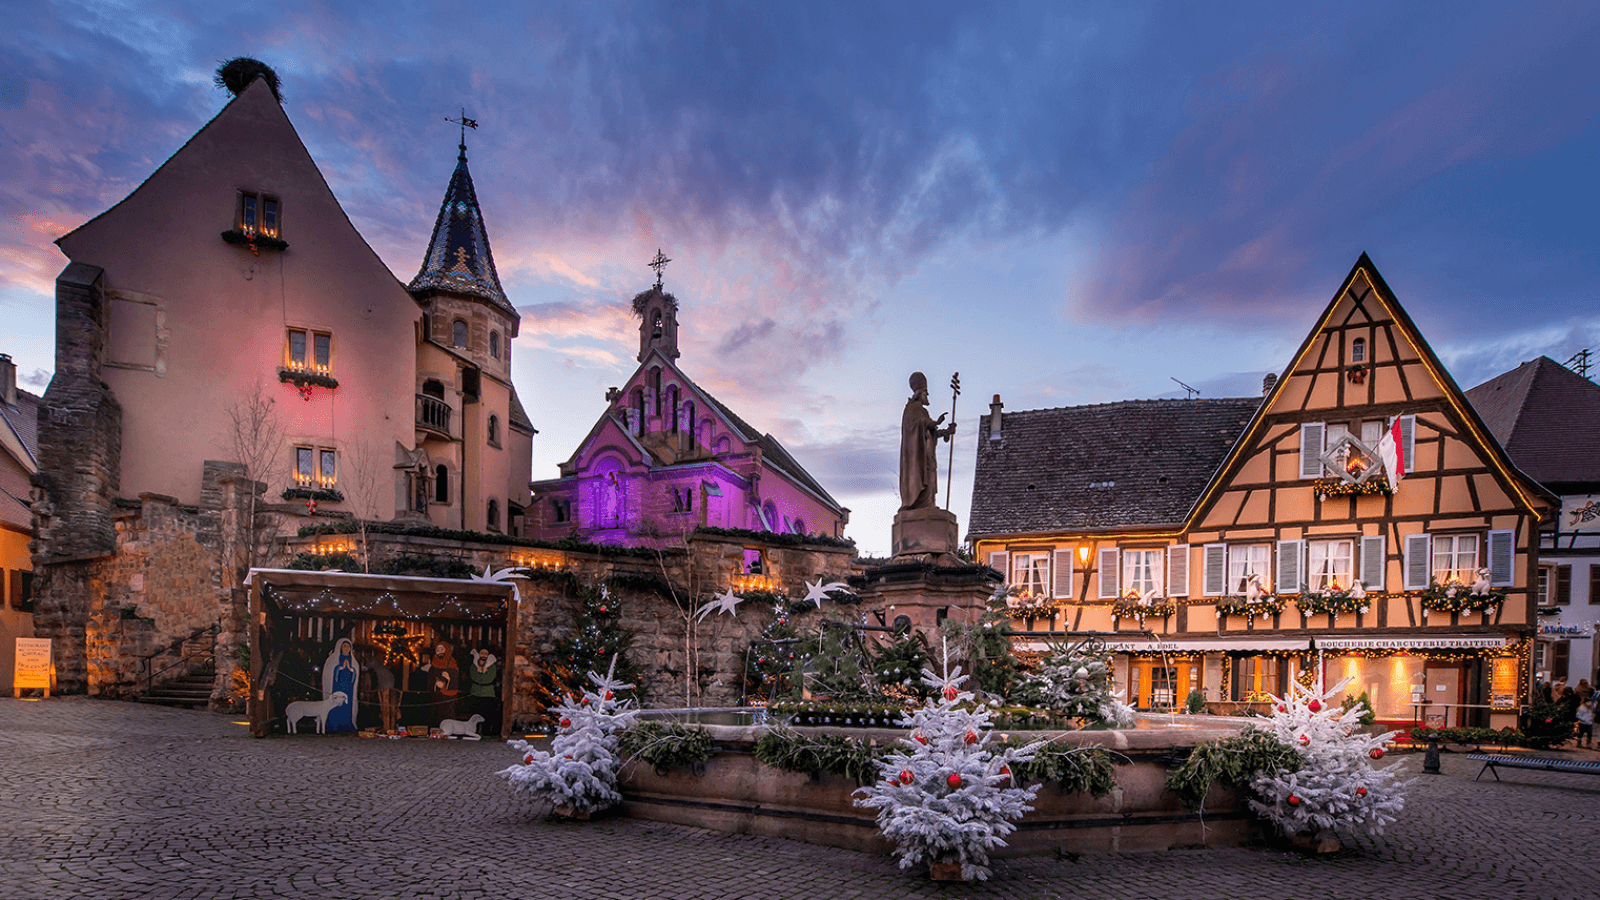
[1052,548,1074,599]
[1403,533,1431,590]
[1098,548,1120,599]
[987,551,1009,583]
[1167,545,1190,597]
[1487,529,1514,586]
[1299,423,1326,479]
[1360,535,1387,592]
[1203,544,1228,596]
[1398,414,1416,475]
[1277,540,1304,594]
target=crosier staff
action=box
[944,372,960,510]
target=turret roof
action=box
[408,144,513,316]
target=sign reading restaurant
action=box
[1314,635,1507,650]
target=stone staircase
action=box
[138,623,221,709]
[140,669,217,708]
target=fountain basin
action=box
[618,717,1258,855]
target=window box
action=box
[1420,579,1505,616]
[221,229,289,252]
[1293,586,1368,618]
[1111,592,1174,626]
[1004,589,1056,618]
[1311,476,1392,499]
[1214,593,1286,624]
[278,367,339,390]
[282,487,344,503]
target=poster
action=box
[14,638,51,694]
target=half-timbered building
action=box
[970,255,1556,730]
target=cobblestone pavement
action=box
[1,698,1597,900]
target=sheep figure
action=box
[285,691,349,734]
[438,714,485,740]
[1470,568,1492,596]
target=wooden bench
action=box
[1465,753,1600,782]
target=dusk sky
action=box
[3,1,1597,554]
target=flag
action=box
[1377,416,1406,483]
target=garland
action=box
[1164,727,1302,811]
[1311,476,1391,499]
[1419,579,1505,615]
[771,701,911,728]
[619,722,714,772]
[1007,592,1057,618]
[693,525,856,550]
[277,368,339,390]
[295,521,668,557]
[1292,588,1369,617]
[281,487,344,502]
[1213,594,1287,623]
[752,727,890,785]
[1111,595,1175,626]
[1005,743,1116,797]
[1407,725,1523,749]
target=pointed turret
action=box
[408,141,514,318]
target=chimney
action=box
[1262,373,1277,397]
[988,394,1004,441]
[0,354,15,406]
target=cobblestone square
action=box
[1,697,1595,900]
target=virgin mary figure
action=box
[321,637,360,733]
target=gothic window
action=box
[668,385,680,432]
[650,368,663,415]
[452,319,468,349]
[632,388,646,435]
[490,331,500,359]
[487,499,500,531]
[792,518,805,535]
[687,403,696,444]
[761,500,779,532]
[434,464,449,504]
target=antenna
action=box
[1171,377,1200,400]
[1566,349,1592,380]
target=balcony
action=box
[416,393,452,438]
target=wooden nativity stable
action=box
[247,569,518,739]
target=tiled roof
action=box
[407,146,514,316]
[507,384,533,432]
[968,397,1261,538]
[0,389,39,468]
[1465,356,1600,488]
[681,370,843,512]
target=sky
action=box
[2,1,1597,555]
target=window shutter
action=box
[1404,534,1431,590]
[1052,549,1074,599]
[1299,423,1326,479]
[1276,540,1304,594]
[1487,529,1514,587]
[1360,535,1387,592]
[1167,545,1190,597]
[1556,565,1572,605]
[1203,544,1228,596]
[1098,548,1120,599]
[1398,414,1416,475]
[987,551,1009,583]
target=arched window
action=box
[488,414,500,445]
[650,367,663,415]
[687,402,696,444]
[422,379,445,399]
[632,388,646,435]
[792,518,805,535]
[452,319,468,349]
[668,385,680,432]
[761,500,779,532]
[490,331,500,358]
[652,311,663,339]
[435,464,449,504]
[1351,337,1366,363]
[487,499,499,531]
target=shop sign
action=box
[1539,623,1593,637]
[14,638,51,693]
[1315,635,1507,650]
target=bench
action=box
[1465,753,1600,782]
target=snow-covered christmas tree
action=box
[1019,642,1136,727]
[499,655,638,817]
[1249,675,1408,847]
[854,644,1042,881]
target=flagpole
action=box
[944,372,960,510]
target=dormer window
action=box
[239,191,280,239]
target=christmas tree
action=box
[854,644,1042,881]
[1019,642,1136,727]
[500,656,638,816]
[1248,675,1408,843]
[537,584,642,718]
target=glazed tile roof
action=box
[1465,356,1600,489]
[968,397,1261,538]
[407,146,514,316]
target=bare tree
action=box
[226,381,288,570]
[339,439,388,573]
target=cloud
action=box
[20,368,49,390]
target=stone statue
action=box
[899,372,956,510]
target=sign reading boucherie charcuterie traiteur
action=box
[13,638,51,694]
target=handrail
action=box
[416,393,452,435]
[140,623,220,696]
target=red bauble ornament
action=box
[564,754,572,759]
[604,691,614,701]
[598,606,608,613]
[899,769,914,785]
[1298,734,1310,745]
[1355,787,1368,797]
[914,732,928,745]
[1287,794,1302,807]
[943,686,959,701]
[1307,700,1322,713]
[1276,704,1287,713]
[559,718,571,728]
[964,731,978,745]
[580,697,590,705]
[524,754,534,764]
[999,765,1011,783]
[1369,747,1384,760]
[947,773,962,789]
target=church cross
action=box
[649,249,671,288]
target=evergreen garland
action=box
[619,722,714,772]
[1006,743,1117,797]
[1165,727,1302,811]
[752,727,891,785]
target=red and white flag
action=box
[1377,416,1406,483]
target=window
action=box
[489,331,500,359]
[668,385,680,433]
[239,191,280,238]
[286,328,332,373]
[411,470,428,513]
[452,320,468,349]
[1431,534,1479,586]
[488,414,500,446]
[295,446,337,488]
[761,500,779,532]
[1590,565,1600,605]
[434,464,449,504]
[792,518,805,535]
[1556,565,1572,605]
[551,497,571,524]
[632,389,646,435]
[487,499,500,531]
[1300,418,1405,480]
[1121,548,1164,597]
[1350,337,1366,363]
[650,367,663,415]
[1307,540,1354,591]
[1010,552,1051,598]
[1228,545,1272,594]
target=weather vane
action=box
[649,249,671,289]
[444,108,478,154]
